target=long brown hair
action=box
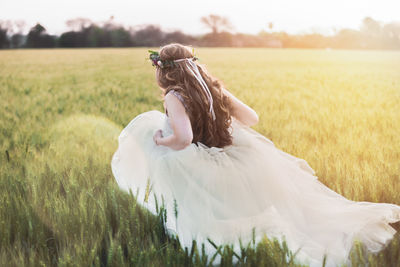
[155,43,233,148]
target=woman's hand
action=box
[153,129,163,145]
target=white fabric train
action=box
[111,109,400,267]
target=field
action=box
[1,47,400,266]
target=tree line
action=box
[0,15,399,50]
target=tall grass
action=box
[0,48,399,266]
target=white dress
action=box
[111,90,400,267]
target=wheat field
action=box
[1,48,399,266]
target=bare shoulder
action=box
[164,91,192,135]
[164,91,187,114]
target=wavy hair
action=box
[155,43,233,148]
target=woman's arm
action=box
[153,92,193,150]
[222,87,259,127]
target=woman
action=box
[111,43,400,267]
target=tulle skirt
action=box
[111,110,400,267]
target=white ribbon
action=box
[173,57,216,121]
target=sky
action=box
[1,0,399,36]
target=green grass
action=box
[1,47,400,266]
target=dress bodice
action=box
[164,89,188,117]
[162,90,188,136]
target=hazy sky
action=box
[1,0,399,35]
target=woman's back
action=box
[162,87,258,149]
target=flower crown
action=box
[148,48,216,120]
[148,49,199,69]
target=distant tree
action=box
[26,23,56,48]
[10,20,27,48]
[257,30,283,48]
[87,25,111,47]
[10,34,25,48]
[66,18,92,31]
[0,20,12,48]
[381,22,400,49]
[361,17,382,37]
[382,22,400,39]
[101,16,133,47]
[2,15,400,50]
[200,31,234,47]
[163,30,195,45]
[110,27,132,47]
[232,33,263,47]
[296,33,330,48]
[131,25,164,46]
[360,17,384,49]
[200,14,234,35]
[59,31,86,47]
[332,28,364,49]
[0,26,9,48]
[60,18,93,47]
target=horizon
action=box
[1,0,400,36]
